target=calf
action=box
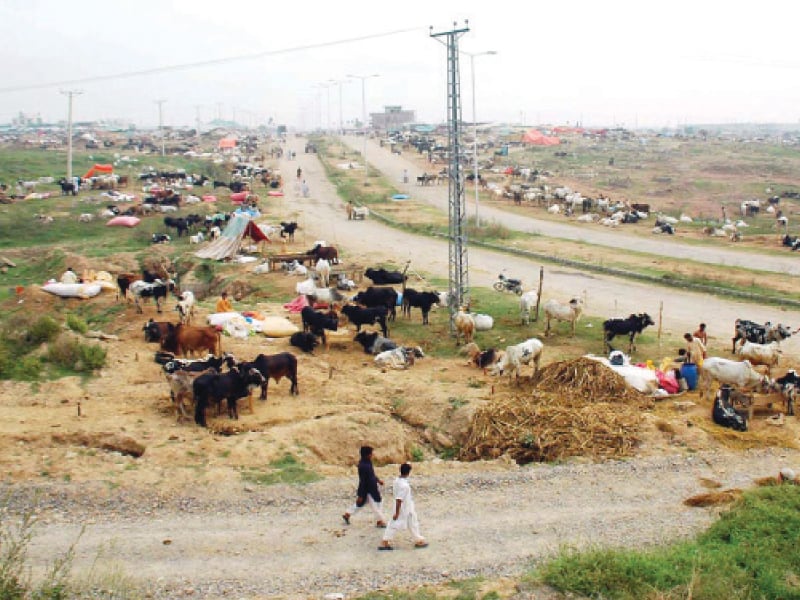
[712,385,748,432]
[354,331,397,355]
[176,290,196,325]
[290,331,319,353]
[239,352,299,402]
[519,290,538,325]
[129,279,175,313]
[374,347,416,370]
[151,233,171,244]
[774,370,799,416]
[160,323,221,357]
[307,243,339,264]
[193,367,266,427]
[603,313,655,353]
[300,306,338,344]
[401,289,440,324]
[341,304,389,337]
[166,368,217,422]
[280,221,299,241]
[491,338,544,381]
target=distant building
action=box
[370,106,415,133]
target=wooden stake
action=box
[534,266,544,322]
[657,300,664,348]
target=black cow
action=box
[300,306,338,343]
[774,369,799,416]
[143,319,172,343]
[353,331,397,355]
[290,331,319,353]
[712,385,748,432]
[602,313,655,353]
[341,304,389,337]
[58,178,76,196]
[193,367,265,427]
[365,267,406,285]
[151,233,171,244]
[162,353,235,374]
[163,216,189,237]
[130,279,175,313]
[239,352,299,401]
[280,221,299,241]
[353,286,398,322]
[401,289,440,324]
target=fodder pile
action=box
[460,358,652,465]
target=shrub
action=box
[46,338,106,372]
[27,316,61,346]
[65,314,88,335]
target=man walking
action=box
[378,463,427,550]
[343,446,387,528]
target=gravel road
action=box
[15,449,799,599]
[343,135,800,277]
[12,137,800,599]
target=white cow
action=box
[375,347,415,370]
[519,290,538,325]
[699,357,771,400]
[736,341,781,372]
[315,258,331,287]
[176,290,196,325]
[491,338,544,381]
[543,297,584,336]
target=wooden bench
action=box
[267,253,316,271]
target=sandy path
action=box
[287,137,800,357]
[342,135,800,277]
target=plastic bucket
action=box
[681,363,698,391]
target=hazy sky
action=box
[1,0,798,129]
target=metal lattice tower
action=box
[431,22,470,334]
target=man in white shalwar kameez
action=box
[378,463,428,550]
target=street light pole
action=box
[348,73,379,186]
[60,89,82,182]
[463,50,497,227]
[154,99,166,156]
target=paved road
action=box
[343,135,800,277]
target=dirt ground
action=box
[2,135,800,598]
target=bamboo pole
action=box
[534,266,544,322]
[657,300,664,348]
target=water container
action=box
[681,363,698,391]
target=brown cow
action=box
[307,244,339,264]
[160,324,221,357]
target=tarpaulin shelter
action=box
[83,164,113,178]
[218,138,237,150]
[521,129,560,146]
[194,214,270,261]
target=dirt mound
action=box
[461,358,650,465]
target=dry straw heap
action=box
[461,357,653,464]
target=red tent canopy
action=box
[244,221,270,243]
[521,129,560,146]
[83,164,114,178]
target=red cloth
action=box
[655,369,679,394]
[282,295,310,313]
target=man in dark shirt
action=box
[342,446,387,528]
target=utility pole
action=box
[348,74,379,185]
[194,105,202,139]
[431,21,470,334]
[462,49,497,227]
[154,99,166,156]
[60,90,83,182]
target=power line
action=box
[0,27,423,94]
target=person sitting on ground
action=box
[215,291,234,313]
[60,267,79,284]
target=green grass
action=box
[530,484,800,599]
[240,453,321,486]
